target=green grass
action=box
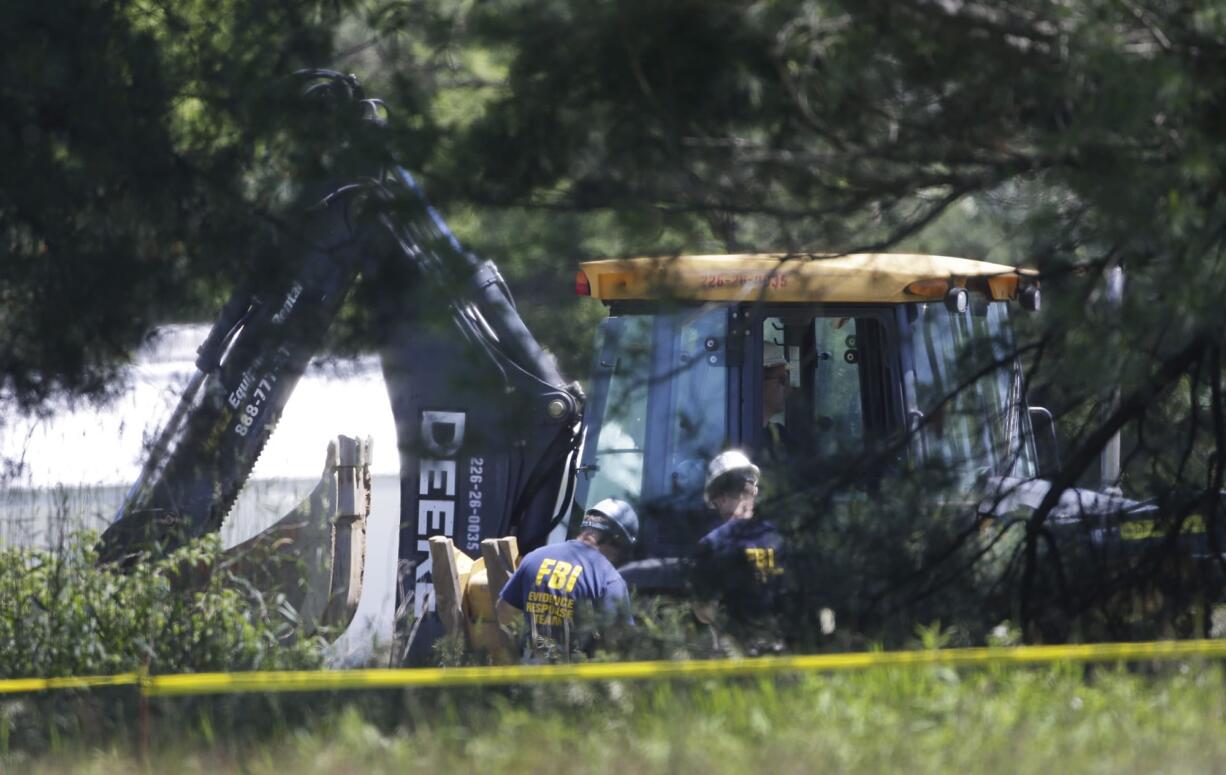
[10,661,1226,773]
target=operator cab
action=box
[572,254,1042,561]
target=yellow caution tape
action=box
[144,639,1226,697]
[0,672,140,695]
[7,640,1226,699]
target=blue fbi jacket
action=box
[500,539,630,650]
[695,518,786,616]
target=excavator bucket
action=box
[221,435,371,636]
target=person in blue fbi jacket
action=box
[691,450,787,651]
[497,498,638,660]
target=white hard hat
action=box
[763,343,788,369]
[704,449,761,505]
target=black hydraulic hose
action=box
[194,291,258,372]
[385,167,566,388]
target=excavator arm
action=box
[98,73,584,638]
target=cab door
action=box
[742,305,906,474]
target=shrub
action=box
[0,532,326,679]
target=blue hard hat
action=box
[580,498,639,547]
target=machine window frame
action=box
[740,303,906,460]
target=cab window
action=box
[908,299,1036,483]
[583,315,652,506]
[757,311,899,464]
[579,307,730,526]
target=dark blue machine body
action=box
[98,73,583,661]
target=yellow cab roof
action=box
[577,253,1037,304]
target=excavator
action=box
[98,71,585,659]
[101,71,1224,656]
